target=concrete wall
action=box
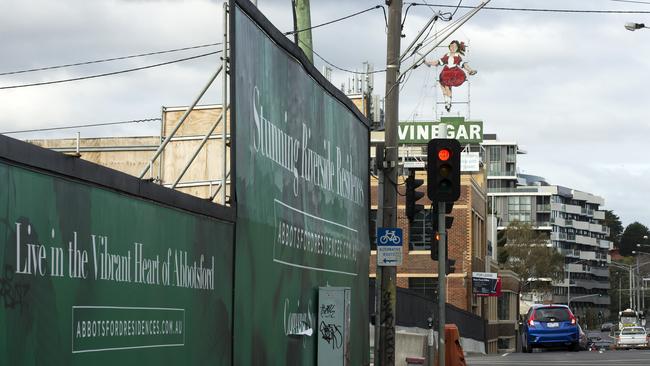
[28,136,161,178]
[369,325,486,365]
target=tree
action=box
[603,210,624,249]
[620,222,650,256]
[498,221,565,293]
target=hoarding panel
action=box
[232,2,370,364]
[0,162,233,365]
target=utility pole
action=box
[293,0,314,63]
[377,0,402,365]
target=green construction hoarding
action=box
[232,1,370,364]
[0,146,234,365]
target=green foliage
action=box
[498,221,564,292]
[620,222,650,256]
[604,210,624,248]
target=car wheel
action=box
[570,342,580,352]
[524,341,532,353]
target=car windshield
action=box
[534,307,571,322]
[621,328,646,335]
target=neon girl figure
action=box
[426,40,477,112]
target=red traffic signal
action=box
[438,148,451,161]
[427,139,461,202]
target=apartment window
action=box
[508,196,532,223]
[408,277,438,298]
[488,146,501,162]
[409,209,433,250]
[498,292,513,320]
[488,162,501,176]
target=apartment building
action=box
[484,135,611,319]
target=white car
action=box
[615,326,648,349]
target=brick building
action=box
[368,124,521,353]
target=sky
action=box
[1,0,649,226]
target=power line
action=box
[1,118,161,135]
[0,50,221,90]
[407,2,650,13]
[450,0,464,17]
[0,43,222,77]
[298,39,386,75]
[285,5,384,35]
[611,0,650,5]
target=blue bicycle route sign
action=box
[376,227,403,267]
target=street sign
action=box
[472,272,501,297]
[377,227,403,266]
[461,152,480,172]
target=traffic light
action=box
[405,171,425,222]
[427,139,462,202]
[430,215,454,260]
[446,259,456,274]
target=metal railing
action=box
[138,3,231,205]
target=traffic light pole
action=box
[437,123,448,366]
[377,1,402,365]
[438,202,447,366]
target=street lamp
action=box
[632,235,650,311]
[625,22,648,31]
[610,250,650,312]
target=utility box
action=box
[317,287,351,366]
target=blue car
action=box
[521,304,580,352]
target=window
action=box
[408,277,438,298]
[488,162,501,176]
[498,292,512,320]
[488,146,501,162]
[409,209,433,250]
[497,338,512,350]
[508,196,532,223]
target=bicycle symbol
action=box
[379,230,401,245]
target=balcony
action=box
[536,204,551,212]
[575,235,597,246]
[591,267,609,277]
[487,169,517,177]
[589,223,606,234]
[572,220,590,231]
[506,154,517,163]
[593,210,605,220]
[560,248,580,258]
[598,239,613,250]
[581,207,594,216]
[579,251,597,260]
[488,187,539,193]
[566,263,590,273]
[551,232,576,242]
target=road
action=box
[467,331,650,366]
[467,350,650,366]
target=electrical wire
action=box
[297,39,386,75]
[0,43,222,77]
[450,0,464,18]
[0,50,221,90]
[610,0,650,5]
[285,5,384,35]
[1,118,161,135]
[406,2,650,14]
